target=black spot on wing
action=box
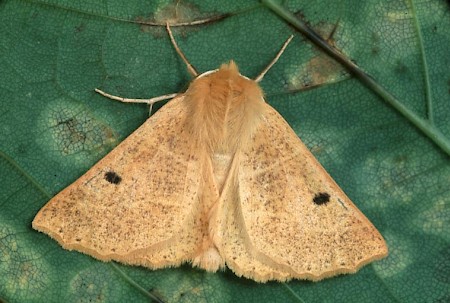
[104,171,122,185]
[313,192,330,205]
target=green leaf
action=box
[262,0,450,155]
[1,0,449,302]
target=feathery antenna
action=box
[166,22,199,77]
[254,35,294,83]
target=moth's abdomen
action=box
[185,61,266,153]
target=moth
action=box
[33,24,388,282]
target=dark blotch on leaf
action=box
[313,192,330,205]
[104,171,122,185]
[148,288,166,303]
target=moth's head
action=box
[185,61,266,153]
[196,60,244,80]
[187,60,265,107]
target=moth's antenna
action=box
[166,22,199,77]
[254,35,294,83]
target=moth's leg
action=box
[94,22,195,116]
[94,88,178,115]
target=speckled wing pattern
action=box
[32,96,205,268]
[221,103,388,282]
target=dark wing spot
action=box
[313,192,330,205]
[104,171,122,185]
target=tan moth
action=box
[33,24,388,282]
